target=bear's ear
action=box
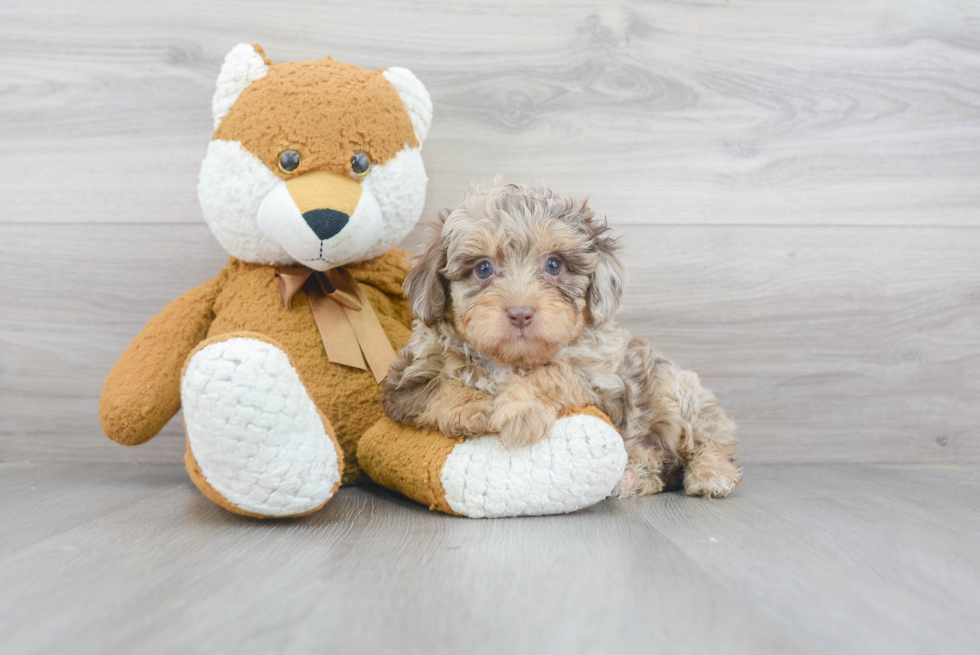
[211,43,271,130]
[383,67,433,144]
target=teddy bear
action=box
[99,44,628,519]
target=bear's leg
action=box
[358,407,627,518]
[181,333,343,518]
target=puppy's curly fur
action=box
[384,184,740,498]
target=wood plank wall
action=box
[1,0,978,464]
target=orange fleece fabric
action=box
[359,418,463,514]
[214,54,418,181]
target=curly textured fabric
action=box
[359,406,627,518]
[102,45,632,519]
[382,68,433,142]
[182,335,343,517]
[99,275,224,446]
[358,419,462,514]
[100,249,413,484]
[211,43,270,130]
[206,253,413,483]
[441,412,627,518]
[213,57,418,179]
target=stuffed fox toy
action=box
[99,44,627,519]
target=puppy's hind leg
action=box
[685,442,741,498]
[610,440,683,498]
[676,371,741,498]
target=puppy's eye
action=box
[278,150,301,174]
[544,256,563,276]
[350,151,371,177]
[474,260,495,280]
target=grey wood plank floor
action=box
[0,463,976,655]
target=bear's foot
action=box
[359,407,627,518]
[181,334,343,518]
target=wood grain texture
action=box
[1,0,979,226]
[2,223,977,463]
[0,463,977,654]
[646,465,980,653]
[0,463,187,555]
[1,0,979,464]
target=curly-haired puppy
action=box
[383,184,741,498]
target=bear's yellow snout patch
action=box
[286,171,362,218]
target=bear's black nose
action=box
[303,209,349,241]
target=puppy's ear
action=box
[404,220,449,326]
[586,214,627,327]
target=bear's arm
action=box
[99,274,224,446]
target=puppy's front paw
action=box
[493,402,556,448]
[440,400,493,439]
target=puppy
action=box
[384,184,740,498]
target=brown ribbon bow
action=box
[276,266,396,384]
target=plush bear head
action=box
[198,43,432,271]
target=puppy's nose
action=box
[303,209,349,241]
[506,306,535,328]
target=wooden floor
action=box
[0,463,976,655]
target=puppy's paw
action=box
[441,400,494,439]
[609,464,666,499]
[683,459,741,498]
[493,402,556,448]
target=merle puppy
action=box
[383,184,740,498]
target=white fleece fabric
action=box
[182,338,341,517]
[256,177,384,271]
[198,139,293,266]
[199,139,428,269]
[383,68,433,143]
[198,49,430,271]
[357,146,428,262]
[212,44,270,130]
[440,414,628,518]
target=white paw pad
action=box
[181,337,341,517]
[440,414,628,518]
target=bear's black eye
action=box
[474,259,495,280]
[544,256,563,276]
[278,150,301,174]
[351,151,371,177]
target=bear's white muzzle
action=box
[257,171,383,271]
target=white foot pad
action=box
[181,337,341,517]
[440,414,628,518]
